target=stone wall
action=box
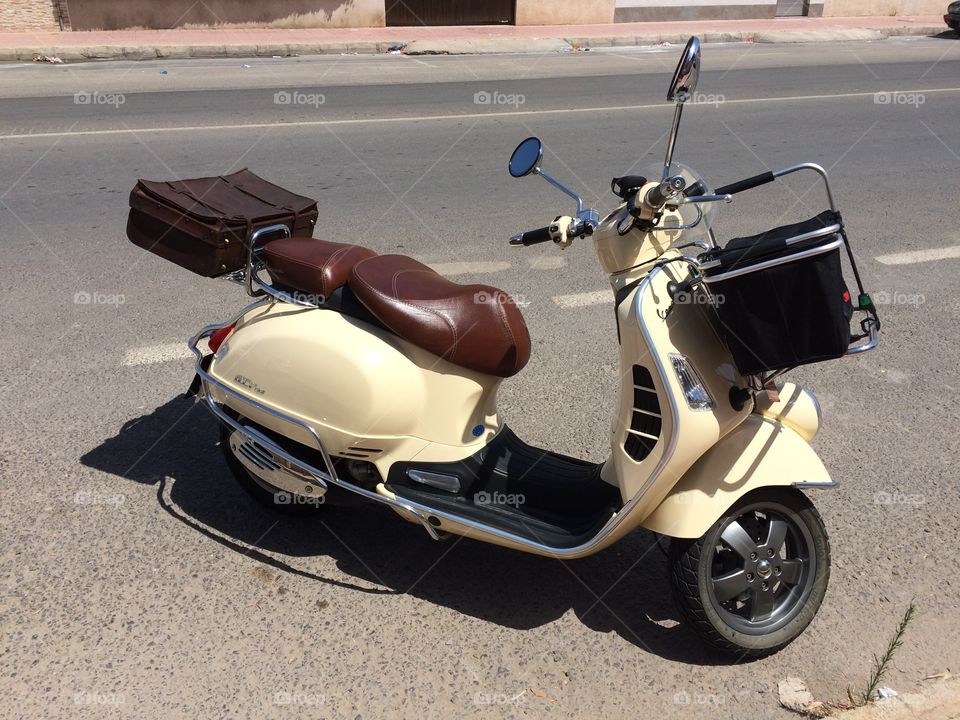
[615,0,941,19]
[0,0,61,32]
[820,0,943,15]
[65,0,383,30]
[515,0,615,24]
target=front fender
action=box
[639,415,832,539]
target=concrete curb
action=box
[566,25,945,49]
[0,25,947,63]
[403,37,571,55]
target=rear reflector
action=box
[207,324,234,354]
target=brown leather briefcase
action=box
[127,169,318,277]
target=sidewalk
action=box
[0,15,949,62]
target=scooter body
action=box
[203,211,829,551]
[181,37,880,656]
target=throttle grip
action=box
[509,225,554,246]
[645,175,686,210]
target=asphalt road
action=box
[2,38,959,719]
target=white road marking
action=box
[875,245,960,265]
[122,343,192,366]
[4,87,959,141]
[427,260,510,275]
[552,290,610,308]
[528,255,567,270]
[407,57,439,68]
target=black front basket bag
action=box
[702,210,875,376]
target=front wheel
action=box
[669,487,830,658]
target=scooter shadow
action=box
[81,395,735,665]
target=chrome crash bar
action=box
[188,310,444,541]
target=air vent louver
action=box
[624,365,662,461]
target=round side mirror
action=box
[508,137,543,178]
[667,36,701,103]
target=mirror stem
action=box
[662,103,684,180]
[538,169,584,214]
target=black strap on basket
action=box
[835,212,880,340]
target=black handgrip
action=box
[513,225,553,246]
[645,183,671,209]
[714,170,776,196]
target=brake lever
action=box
[677,194,733,205]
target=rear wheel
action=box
[669,487,830,658]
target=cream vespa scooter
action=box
[180,38,880,656]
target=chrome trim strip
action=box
[792,480,837,488]
[703,237,844,284]
[783,223,840,247]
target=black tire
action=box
[219,422,325,515]
[669,487,830,658]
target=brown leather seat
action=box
[263,237,376,298]
[349,255,531,377]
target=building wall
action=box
[616,0,777,22]
[614,0,937,20]
[66,0,384,30]
[821,0,943,15]
[0,0,945,32]
[0,0,60,32]
[515,0,614,25]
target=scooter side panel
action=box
[610,257,752,518]
[206,302,502,474]
[638,415,832,538]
